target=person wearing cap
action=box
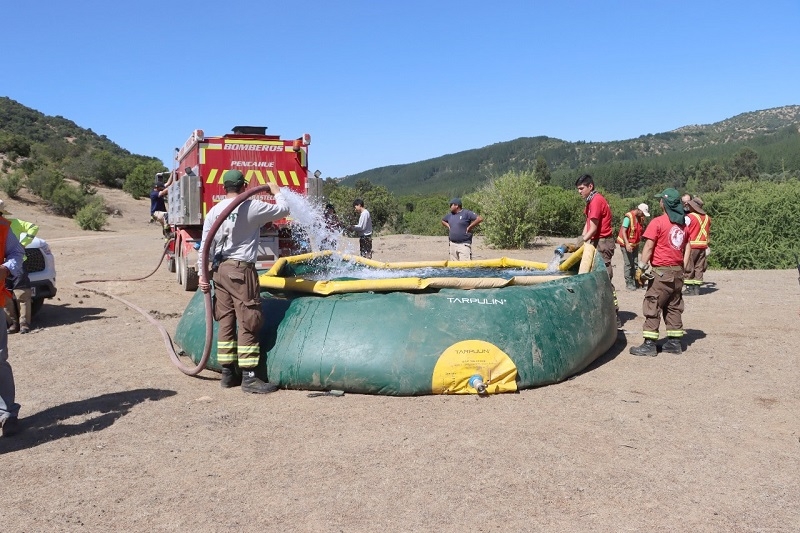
[630,188,689,357]
[0,206,26,437]
[0,200,38,334]
[683,196,711,295]
[197,170,290,394]
[441,198,483,261]
[575,174,620,327]
[347,199,373,259]
[616,203,650,290]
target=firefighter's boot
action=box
[6,318,19,334]
[661,338,683,354]
[629,339,658,357]
[241,369,279,394]
[220,364,242,388]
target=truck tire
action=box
[182,260,199,291]
[175,238,183,285]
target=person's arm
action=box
[639,238,655,267]
[466,214,484,233]
[351,212,368,233]
[1,230,24,284]
[441,216,450,231]
[620,215,632,251]
[582,219,599,242]
[16,219,40,247]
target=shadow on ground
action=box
[31,302,108,329]
[0,388,176,454]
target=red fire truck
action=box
[163,126,321,291]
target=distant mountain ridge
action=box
[342,105,800,196]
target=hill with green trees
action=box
[0,96,166,229]
[341,105,800,197]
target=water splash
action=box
[279,189,352,256]
[544,253,563,273]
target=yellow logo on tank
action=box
[431,340,518,394]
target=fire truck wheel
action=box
[175,240,183,285]
[182,260,199,291]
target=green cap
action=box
[654,188,680,203]
[223,170,246,187]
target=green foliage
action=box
[704,180,800,269]
[398,194,452,236]
[342,106,800,199]
[0,169,24,198]
[49,182,91,217]
[123,160,168,199]
[75,197,108,231]
[533,185,584,236]
[472,170,540,248]
[534,156,551,185]
[326,180,399,233]
[26,166,66,199]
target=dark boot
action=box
[662,338,683,354]
[220,364,242,388]
[630,339,657,357]
[685,285,699,296]
[616,314,623,329]
[19,322,30,334]
[241,369,279,394]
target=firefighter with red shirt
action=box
[617,203,650,290]
[683,196,711,296]
[575,174,620,328]
[630,188,689,357]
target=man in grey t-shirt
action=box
[441,198,483,261]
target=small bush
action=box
[50,183,89,217]
[26,166,65,200]
[0,170,24,198]
[472,170,540,249]
[75,198,108,231]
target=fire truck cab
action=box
[164,126,321,291]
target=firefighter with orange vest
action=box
[617,203,650,290]
[683,196,711,296]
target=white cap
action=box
[0,199,12,215]
[637,203,650,217]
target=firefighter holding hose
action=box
[197,170,290,394]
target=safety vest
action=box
[688,212,710,249]
[0,218,11,306]
[616,211,643,246]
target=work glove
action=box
[636,262,654,284]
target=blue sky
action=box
[2,1,798,178]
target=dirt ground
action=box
[1,187,798,532]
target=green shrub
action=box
[472,170,540,248]
[704,179,800,269]
[26,166,65,200]
[533,185,585,237]
[123,160,167,199]
[49,183,89,217]
[75,198,108,231]
[0,170,24,198]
